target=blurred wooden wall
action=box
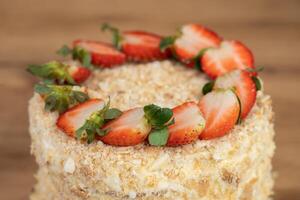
[0,0,299,199]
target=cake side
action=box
[29,90,275,200]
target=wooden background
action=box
[0,0,299,199]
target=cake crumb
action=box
[64,157,76,174]
[128,191,137,199]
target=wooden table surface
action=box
[0,0,299,199]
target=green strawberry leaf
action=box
[246,66,264,73]
[76,112,105,143]
[34,84,89,114]
[71,91,90,103]
[55,97,69,114]
[43,79,56,84]
[144,104,174,146]
[87,132,95,144]
[159,36,176,51]
[56,45,72,57]
[56,45,94,69]
[202,81,214,95]
[101,23,122,49]
[104,108,122,120]
[193,48,210,71]
[72,47,92,68]
[251,76,262,91]
[144,104,173,129]
[148,127,169,146]
[27,61,76,85]
[34,84,52,94]
[96,129,109,136]
[44,94,58,112]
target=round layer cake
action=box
[29,61,275,200]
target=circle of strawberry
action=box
[29,23,263,146]
[121,31,170,61]
[174,24,222,61]
[214,69,257,119]
[160,24,222,68]
[56,99,106,138]
[57,98,124,143]
[67,64,91,84]
[102,23,170,61]
[99,108,152,146]
[201,40,255,79]
[199,89,240,140]
[73,40,126,67]
[167,102,205,146]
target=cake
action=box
[28,24,275,200]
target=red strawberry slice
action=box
[198,89,240,140]
[100,107,151,146]
[214,69,256,119]
[201,40,255,79]
[57,99,105,137]
[121,31,170,61]
[174,24,222,62]
[73,40,126,67]
[167,102,205,146]
[68,65,91,84]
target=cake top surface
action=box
[84,60,207,110]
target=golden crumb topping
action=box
[84,60,208,110]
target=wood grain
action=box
[0,0,299,199]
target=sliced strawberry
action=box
[167,102,205,146]
[67,65,91,84]
[214,69,256,119]
[73,40,126,67]
[174,24,222,63]
[121,31,170,61]
[57,99,105,137]
[100,108,151,146]
[201,40,255,79]
[198,89,240,140]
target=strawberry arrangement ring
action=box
[28,23,262,147]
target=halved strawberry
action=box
[201,40,255,79]
[57,99,105,137]
[99,108,151,146]
[214,69,256,119]
[68,65,91,84]
[73,40,126,67]
[121,31,170,61]
[167,102,205,146]
[174,24,222,63]
[198,89,240,139]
